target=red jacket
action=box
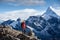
[21,22,26,29]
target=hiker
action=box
[21,21,26,33]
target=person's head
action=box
[21,20,25,23]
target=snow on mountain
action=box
[50,6,60,16]
[26,16,47,32]
[0,20,4,24]
[1,19,15,25]
[0,6,60,39]
[10,18,22,30]
[27,26,34,31]
[10,21,18,28]
[42,6,59,20]
[25,6,60,39]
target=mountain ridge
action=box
[0,7,60,40]
[42,6,59,20]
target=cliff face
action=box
[0,25,38,40]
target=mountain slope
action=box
[0,7,60,40]
[1,19,15,25]
[26,7,60,39]
[10,18,22,30]
[42,7,58,20]
[26,16,47,31]
[0,20,4,24]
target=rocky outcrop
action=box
[0,25,38,40]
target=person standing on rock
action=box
[21,21,26,34]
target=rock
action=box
[0,34,20,40]
[17,34,30,40]
[27,31,32,36]
[0,25,38,40]
[31,38,37,40]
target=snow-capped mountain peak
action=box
[42,6,58,20]
[50,6,60,16]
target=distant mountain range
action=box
[0,7,60,40]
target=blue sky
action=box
[0,0,60,20]
[0,0,60,12]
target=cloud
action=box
[0,9,43,21]
[0,0,45,6]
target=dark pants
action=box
[22,29,26,34]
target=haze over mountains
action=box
[0,8,42,21]
[0,6,60,40]
[0,6,60,21]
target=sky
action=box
[0,0,60,20]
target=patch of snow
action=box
[27,26,34,31]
